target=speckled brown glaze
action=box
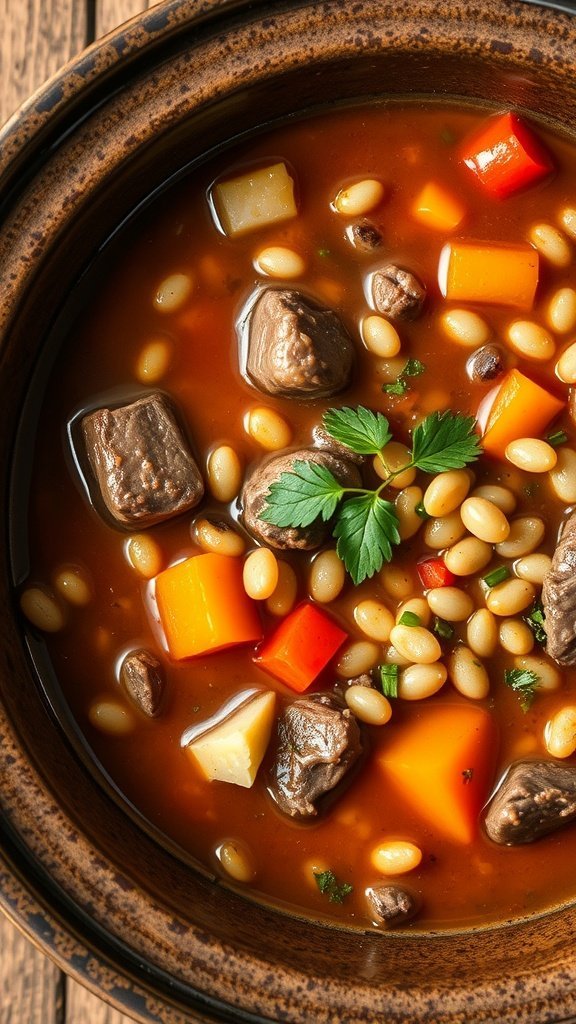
[3,1,576,1021]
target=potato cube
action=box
[184,689,276,788]
[212,162,297,237]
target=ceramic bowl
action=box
[3,1,576,1020]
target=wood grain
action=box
[1,1,156,1019]
[0,920,63,1024]
[96,0,154,37]
[0,0,88,127]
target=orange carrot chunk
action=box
[255,601,347,692]
[460,111,554,199]
[377,702,498,844]
[480,369,564,459]
[411,181,466,232]
[438,239,539,309]
[155,553,262,660]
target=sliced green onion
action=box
[546,429,568,448]
[483,565,510,588]
[380,663,399,698]
[433,616,454,640]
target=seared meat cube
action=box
[241,447,361,550]
[371,263,426,321]
[466,344,505,383]
[82,392,204,528]
[312,423,365,465]
[244,288,354,398]
[484,760,576,845]
[542,510,576,665]
[268,693,362,818]
[120,648,164,717]
[346,220,383,252]
[366,884,420,927]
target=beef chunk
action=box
[120,648,164,717]
[484,760,576,845]
[241,448,361,550]
[245,288,354,398]
[268,693,362,818]
[542,510,576,664]
[82,392,204,528]
[366,884,420,927]
[346,220,383,252]
[466,344,506,383]
[312,423,365,465]
[371,263,426,321]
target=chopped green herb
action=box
[383,357,426,395]
[380,662,399,698]
[547,429,568,448]
[504,667,540,712]
[524,600,547,645]
[483,565,511,588]
[313,869,353,904]
[318,246,331,258]
[260,405,482,585]
[398,610,421,627]
[415,501,431,520]
[433,616,454,640]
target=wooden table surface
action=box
[0,5,158,1020]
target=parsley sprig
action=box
[383,357,425,395]
[260,405,481,584]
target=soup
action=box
[17,100,576,931]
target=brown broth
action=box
[20,100,576,931]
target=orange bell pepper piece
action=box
[155,553,262,660]
[480,369,564,459]
[438,239,539,309]
[411,181,466,231]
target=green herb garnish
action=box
[415,501,431,520]
[504,667,540,712]
[524,600,547,645]
[383,357,426,395]
[380,663,399,698]
[547,429,568,448]
[260,405,482,585]
[483,565,511,588]
[313,869,353,904]
[433,616,454,641]
[398,610,421,627]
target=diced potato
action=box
[184,689,276,788]
[211,162,297,237]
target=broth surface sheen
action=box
[19,100,576,932]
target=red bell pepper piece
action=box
[417,557,455,590]
[460,111,554,199]
[255,602,347,692]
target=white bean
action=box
[448,645,490,700]
[254,246,305,279]
[467,609,498,658]
[544,707,576,758]
[423,469,471,517]
[506,320,555,362]
[370,840,422,875]
[486,578,535,616]
[547,287,576,334]
[207,445,243,502]
[398,662,447,700]
[362,315,401,357]
[529,222,571,267]
[460,497,510,544]
[336,641,381,679]
[153,272,193,312]
[440,308,491,348]
[20,586,66,632]
[243,548,279,600]
[309,549,346,604]
[334,178,385,216]
[495,517,545,559]
[345,685,392,725]
[549,447,576,504]
[427,586,474,622]
[389,624,441,664]
[354,599,395,642]
[514,553,552,585]
[505,438,557,473]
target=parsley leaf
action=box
[322,406,392,455]
[383,357,425,395]
[412,411,481,473]
[334,493,400,584]
[313,869,353,903]
[261,461,344,528]
[504,668,540,712]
